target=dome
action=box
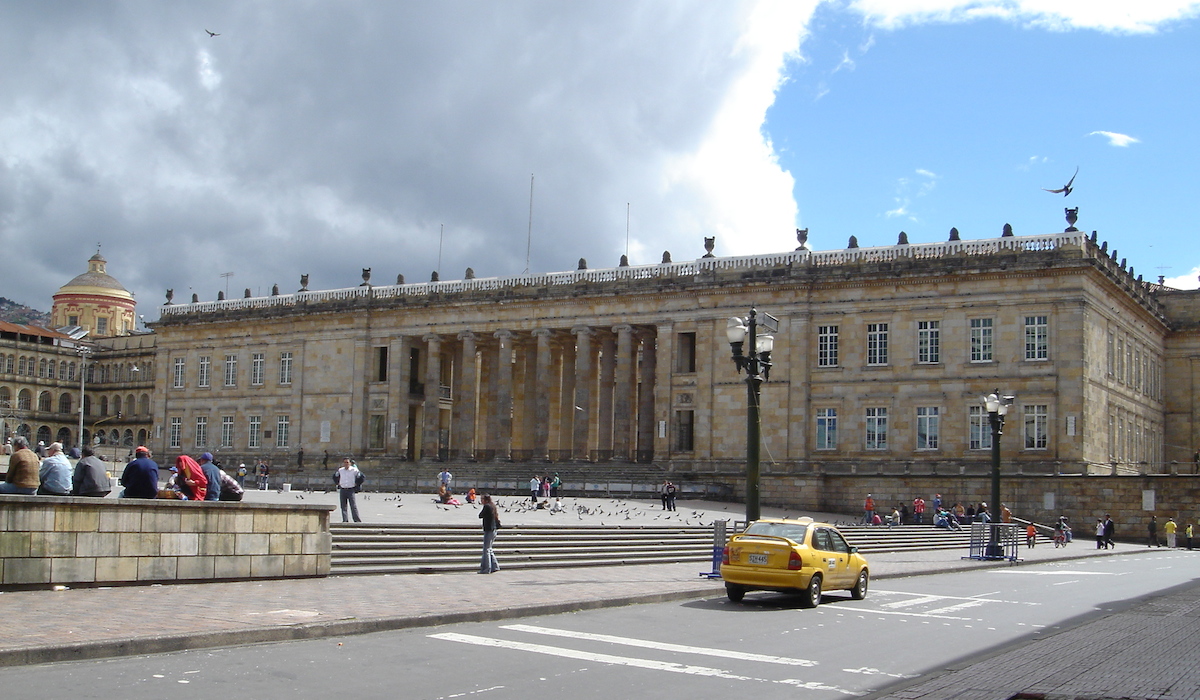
[57,253,131,295]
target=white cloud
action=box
[832,49,856,73]
[1164,267,1200,290]
[847,0,1200,33]
[1088,130,1141,147]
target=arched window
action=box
[100,396,109,416]
[17,423,30,438]
[122,429,134,446]
[36,425,51,444]
[137,428,148,445]
[109,429,119,444]
[139,394,150,415]
[112,395,122,417]
[58,393,72,414]
[3,355,12,373]
[37,391,52,412]
[83,396,92,416]
[58,361,67,380]
[38,359,48,378]
[17,389,32,410]
[17,356,26,375]
[68,361,76,381]
[0,386,10,405]
[47,360,56,379]
[126,394,136,415]
[56,427,71,446]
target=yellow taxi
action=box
[720,517,869,606]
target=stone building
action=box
[151,229,1200,484]
[51,250,137,338]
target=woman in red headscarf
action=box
[174,455,208,501]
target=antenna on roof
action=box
[437,224,444,278]
[220,272,233,297]
[525,174,534,274]
[625,202,630,260]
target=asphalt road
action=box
[5,550,1196,699]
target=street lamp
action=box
[726,308,777,523]
[77,346,92,451]
[982,389,1015,557]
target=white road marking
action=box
[429,633,861,695]
[881,595,943,609]
[501,624,818,667]
[831,608,973,621]
[991,570,1117,576]
[924,600,987,615]
[843,667,917,679]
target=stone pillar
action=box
[491,330,514,459]
[532,329,553,461]
[422,334,442,461]
[452,331,477,459]
[572,326,592,460]
[557,340,576,458]
[613,324,634,461]
[597,331,616,460]
[637,328,658,462]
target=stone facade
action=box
[149,231,1200,495]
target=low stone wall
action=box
[0,496,333,587]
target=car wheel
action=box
[851,570,869,600]
[800,574,822,608]
[725,583,746,602]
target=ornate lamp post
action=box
[982,389,1015,556]
[77,346,92,450]
[726,308,777,523]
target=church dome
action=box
[52,251,136,337]
[58,252,132,296]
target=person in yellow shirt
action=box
[1164,517,1178,548]
[1187,523,1194,550]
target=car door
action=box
[813,527,851,588]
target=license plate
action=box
[748,553,768,565]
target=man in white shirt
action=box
[335,458,363,523]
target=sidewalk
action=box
[0,490,1141,669]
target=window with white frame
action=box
[815,408,837,450]
[173,357,185,389]
[248,415,261,448]
[865,407,888,450]
[1024,315,1048,360]
[251,353,264,386]
[969,406,992,450]
[279,351,293,385]
[276,415,290,448]
[1023,404,1048,449]
[198,356,211,388]
[867,323,888,366]
[220,416,234,447]
[916,406,939,449]
[169,416,181,448]
[224,354,237,387]
[818,326,839,367]
[970,318,993,362]
[195,416,208,448]
[917,320,940,364]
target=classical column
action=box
[613,324,634,461]
[556,340,575,458]
[490,330,514,459]
[597,331,616,460]
[452,331,477,459]
[571,326,592,460]
[422,334,442,461]
[637,328,658,462]
[532,329,553,461]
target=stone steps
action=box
[329,523,1008,576]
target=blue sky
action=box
[769,3,1200,287]
[0,1,1197,318]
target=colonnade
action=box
[415,325,657,462]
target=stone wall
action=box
[0,496,332,587]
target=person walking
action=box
[479,494,500,574]
[1165,517,1178,548]
[438,468,453,490]
[1188,523,1195,550]
[529,476,540,503]
[1148,515,1159,547]
[1095,518,1107,549]
[335,458,363,523]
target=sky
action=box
[1,1,1198,323]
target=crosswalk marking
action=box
[881,595,943,609]
[501,624,818,667]
[429,632,861,694]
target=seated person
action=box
[466,488,476,504]
[0,436,39,495]
[550,497,565,513]
[217,468,244,501]
[72,445,112,497]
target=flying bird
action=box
[1043,167,1078,196]
[205,29,220,37]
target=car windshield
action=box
[744,522,808,542]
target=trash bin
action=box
[282,483,291,492]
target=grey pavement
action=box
[0,489,1190,700]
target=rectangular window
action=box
[865,407,888,450]
[676,332,696,373]
[224,354,237,387]
[917,320,940,364]
[276,415,290,448]
[1024,404,1049,450]
[1024,315,1048,360]
[279,352,293,385]
[169,416,181,449]
[818,326,839,367]
[674,410,694,451]
[173,357,185,389]
[198,356,211,388]
[970,318,993,362]
[251,353,264,386]
[220,416,234,448]
[374,346,389,382]
[68,315,78,326]
[248,415,261,449]
[96,318,108,335]
[195,416,208,448]
[1107,331,1114,377]
[815,408,837,450]
[866,323,889,366]
[916,406,939,449]
[1116,336,1125,383]
[969,406,992,450]
[369,415,386,449]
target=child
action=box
[1026,523,1037,548]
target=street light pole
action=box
[727,308,777,524]
[983,389,1014,557]
[77,347,91,451]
